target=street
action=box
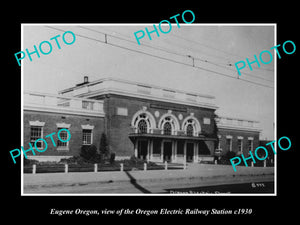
[23,164,275,194]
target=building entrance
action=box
[163,141,172,162]
[137,140,148,160]
[186,142,194,162]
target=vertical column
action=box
[171,141,174,162]
[134,139,138,158]
[174,140,177,162]
[32,164,36,174]
[147,140,150,162]
[194,142,199,163]
[160,140,164,162]
[64,164,68,173]
[149,139,153,161]
[183,141,187,163]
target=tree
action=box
[99,133,109,159]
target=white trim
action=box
[116,107,128,116]
[74,89,218,110]
[248,137,254,140]
[237,136,244,139]
[29,120,45,126]
[158,112,180,135]
[131,109,156,132]
[29,125,44,150]
[27,155,72,162]
[203,117,211,125]
[59,77,216,100]
[82,128,93,145]
[24,105,105,118]
[237,138,243,152]
[218,124,261,132]
[56,125,71,151]
[182,115,201,136]
[56,122,71,128]
[81,124,94,130]
[226,137,233,152]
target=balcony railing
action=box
[59,78,218,110]
[216,116,260,131]
[24,91,105,117]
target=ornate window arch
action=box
[163,121,172,135]
[158,111,180,135]
[182,114,201,136]
[131,108,156,133]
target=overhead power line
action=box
[44,26,274,89]
[170,33,275,73]
[78,26,274,83]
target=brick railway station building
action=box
[23,77,261,163]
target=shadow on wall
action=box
[199,141,211,155]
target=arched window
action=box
[158,113,180,135]
[182,115,201,136]
[138,119,148,134]
[186,123,194,136]
[131,109,156,134]
[163,122,172,135]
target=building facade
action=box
[23,91,105,161]
[24,77,261,163]
[216,116,261,158]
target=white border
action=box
[21,23,276,197]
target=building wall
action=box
[217,128,260,156]
[23,93,261,162]
[23,110,105,159]
[94,94,217,158]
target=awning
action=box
[128,133,217,142]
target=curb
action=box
[24,172,274,191]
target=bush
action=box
[24,157,39,166]
[60,156,88,165]
[219,151,236,165]
[80,145,101,163]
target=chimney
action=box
[84,76,89,83]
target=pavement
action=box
[23,164,275,194]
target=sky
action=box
[22,24,275,140]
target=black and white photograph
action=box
[21,24,275,195]
[4,4,299,222]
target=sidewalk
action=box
[23,164,274,191]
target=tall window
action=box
[30,126,43,148]
[226,138,232,152]
[238,139,243,152]
[163,122,172,135]
[82,129,92,145]
[159,115,179,135]
[186,124,194,136]
[57,128,70,150]
[132,109,156,134]
[248,139,253,152]
[138,120,148,133]
[182,116,201,137]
